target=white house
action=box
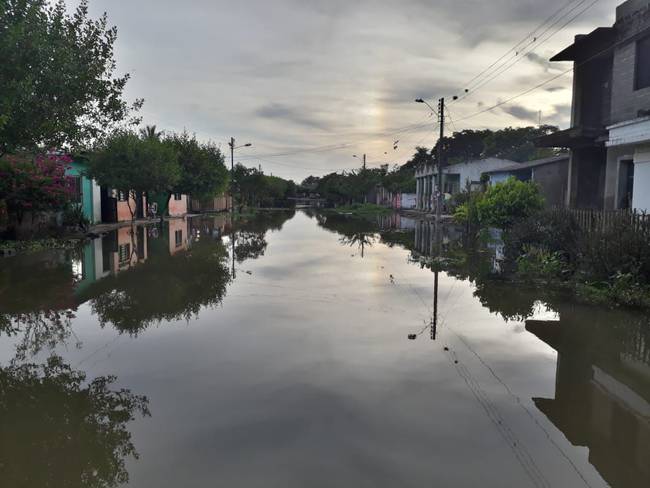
[606,116,650,212]
[415,158,516,211]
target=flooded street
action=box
[1,211,649,488]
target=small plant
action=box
[62,205,90,232]
[516,245,568,282]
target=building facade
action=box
[487,156,570,207]
[538,0,650,211]
[415,158,516,211]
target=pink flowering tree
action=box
[0,153,75,223]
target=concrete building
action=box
[65,159,102,225]
[415,158,516,211]
[538,0,650,211]
[486,155,570,207]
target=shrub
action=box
[505,209,581,266]
[516,245,569,282]
[475,178,544,229]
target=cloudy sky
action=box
[69,0,619,181]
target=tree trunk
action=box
[126,191,136,223]
[160,192,172,224]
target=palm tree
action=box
[139,125,163,140]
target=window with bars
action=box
[118,190,128,202]
[118,244,131,265]
[69,176,82,203]
[174,193,182,201]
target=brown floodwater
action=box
[1,210,648,488]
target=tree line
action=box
[301,125,563,207]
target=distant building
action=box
[537,0,650,212]
[190,193,232,213]
[415,158,516,211]
[486,155,570,207]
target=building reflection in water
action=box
[527,314,650,488]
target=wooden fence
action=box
[551,207,650,234]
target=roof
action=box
[485,155,569,174]
[535,126,608,148]
[550,27,616,62]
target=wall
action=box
[168,218,189,255]
[610,6,650,124]
[168,194,188,217]
[532,161,569,207]
[401,193,416,209]
[633,147,650,211]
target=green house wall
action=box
[66,160,96,224]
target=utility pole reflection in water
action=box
[409,221,440,341]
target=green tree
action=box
[0,0,142,156]
[86,131,180,220]
[163,132,229,212]
[139,125,163,140]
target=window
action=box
[118,190,128,202]
[174,193,182,201]
[69,176,82,203]
[175,230,183,247]
[118,243,131,265]
[635,36,650,90]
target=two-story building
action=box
[538,0,650,212]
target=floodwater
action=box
[1,210,649,488]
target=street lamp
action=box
[415,97,444,223]
[353,154,366,170]
[228,138,252,212]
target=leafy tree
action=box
[0,0,142,156]
[0,356,149,488]
[163,131,229,211]
[232,164,295,208]
[482,125,559,162]
[139,125,163,140]
[86,131,180,220]
[0,153,75,222]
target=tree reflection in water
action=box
[316,213,377,258]
[87,235,232,335]
[0,356,150,488]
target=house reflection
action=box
[168,218,189,255]
[526,313,650,488]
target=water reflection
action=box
[528,308,650,488]
[0,356,150,488]
[2,210,650,487]
[320,211,650,488]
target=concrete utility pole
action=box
[229,137,235,213]
[228,137,252,213]
[437,98,444,223]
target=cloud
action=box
[68,0,607,180]
[501,104,540,122]
[255,103,331,131]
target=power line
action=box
[458,0,589,95]
[456,0,600,103]
[451,24,624,124]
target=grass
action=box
[0,238,81,256]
